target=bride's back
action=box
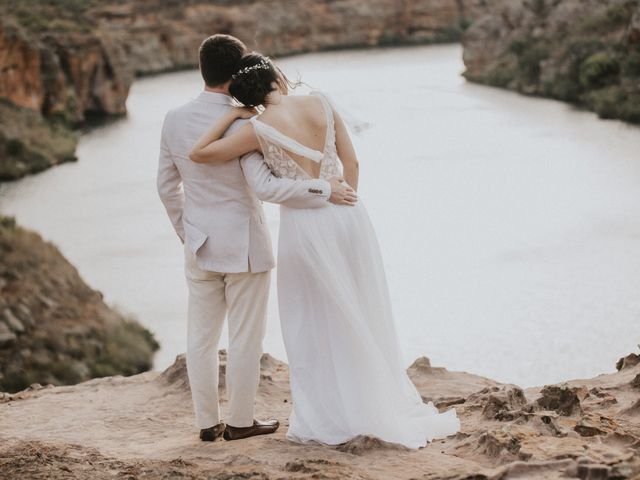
[258,95,330,178]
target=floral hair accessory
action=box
[232,59,271,80]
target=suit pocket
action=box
[183,220,208,254]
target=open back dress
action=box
[249,92,460,448]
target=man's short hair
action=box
[198,34,247,87]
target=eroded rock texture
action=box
[462,0,640,124]
[1,350,639,479]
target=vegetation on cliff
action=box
[463,0,640,124]
[0,216,159,392]
[0,100,77,180]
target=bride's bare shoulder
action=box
[281,95,324,118]
[258,95,321,124]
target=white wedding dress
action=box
[249,92,460,449]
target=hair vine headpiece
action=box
[232,59,271,80]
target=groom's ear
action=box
[199,34,247,87]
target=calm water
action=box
[2,45,639,387]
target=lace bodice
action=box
[249,91,342,181]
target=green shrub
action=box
[378,30,402,46]
[586,85,626,119]
[434,25,464,43]
[543,77,581,102]
[622,51,640,77]
[508,38,552,85]
[458,17,471,31]
[486,67,516,87]
[619,93,640,123]
[1,369,38,393]
[0,101,78,180]
[605,4,632,26]
[0,216,17,230]
[90,320,159,378]
[576,5,632,34]
[526,0,547,16]
[5,138,24,156]
[579,53,620,89]
[509,39,528,56]
[518,42,550,83]
[564,39,606,60]
[49,358,85,385]
[551,39,607,96]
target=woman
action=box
[189,52,460,448]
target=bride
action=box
[189,52,460,448]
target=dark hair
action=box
[198,34,247,87]
[229,53,294,107]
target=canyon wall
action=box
[3,0,639,180]
[462,0,640,123]
[0,0,482,180]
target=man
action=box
[157,34,354,442]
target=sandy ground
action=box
[1,352,639,480]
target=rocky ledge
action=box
[1,349,639,479]
[0,216,159,392]
[462,0,640,124]
[0,0,483,181]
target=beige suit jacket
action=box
[157,91,331,273]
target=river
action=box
[2,44,639,387]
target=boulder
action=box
[535,384,587,416]
[616,353,640,371]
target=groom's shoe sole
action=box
[199,423,226,441]
[223,419,279,441]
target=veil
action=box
[288,80,371,135]
[311,90,372,135]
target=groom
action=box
[157,34,353,442]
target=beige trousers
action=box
[184,246,270,429]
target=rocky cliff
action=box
[0,0,483,180]
[1,350,639,479]
[462,0,640,124]
[0,216,159,392]
[0,99,77,180]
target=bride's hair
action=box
[229,53,296,107]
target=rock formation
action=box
[0,99,77,180]
[0,216,159,392]
[0,0,483,180]
[462,0,640,124]
[1,349,639,479]
[3,0,639,179]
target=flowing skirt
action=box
[277,200,460,449]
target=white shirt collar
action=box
[196,91,235,105]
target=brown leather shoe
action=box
[199,423,226,441]
[223,419,279,441]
